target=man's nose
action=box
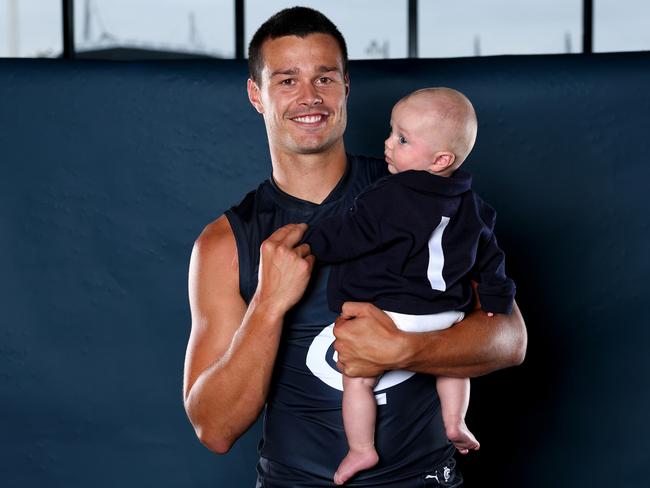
[297,83,322,106]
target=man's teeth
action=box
[293,115,323,123]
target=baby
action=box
[303,87,516,485]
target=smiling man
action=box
[183,7,526,488]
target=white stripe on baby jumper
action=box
[427,216,450,292]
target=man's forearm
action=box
[397,301,527,377]
[185,300,284,453]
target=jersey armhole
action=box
[224,209,253,304]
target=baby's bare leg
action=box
[334,374,380,485]
[436,376,480,454]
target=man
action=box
[183,7,526,487]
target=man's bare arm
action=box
[183,218,313,453]
[333,299,526,378]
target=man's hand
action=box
[333,302,406,377]
[254,223,315,317]
[333,298,527,379]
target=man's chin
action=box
[290,138,340,155]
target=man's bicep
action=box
[183,216,248,401]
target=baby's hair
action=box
[399,87,478,168]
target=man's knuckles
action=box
[260,240,304,261]
[295,257,311,275]
[260,240,278,254]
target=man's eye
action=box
[398,136,407,144]
[317,77,332,84]
[280,79,294,86]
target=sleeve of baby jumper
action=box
[302,192,386,264]
[472,203,516,314]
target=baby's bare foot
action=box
[334,447,379,485]
[446,420,480,455]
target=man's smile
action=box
[292,114,325,123]
[288,111,330,127]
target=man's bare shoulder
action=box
[193,215,238,271]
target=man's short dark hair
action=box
[248,7,349,84]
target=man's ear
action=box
[247,78,264,114]
[430,152,455,172]
[344,73,350,99]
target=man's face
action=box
[248,34,349,157]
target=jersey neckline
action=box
[265,154,355,212]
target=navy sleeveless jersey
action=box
[225,155,454,486]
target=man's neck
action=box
[270,144,347,204]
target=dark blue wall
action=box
[1,53,649,487]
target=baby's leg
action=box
[436,376,480,454]
[334,374,380,485]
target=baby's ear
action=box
[430,152,455,173]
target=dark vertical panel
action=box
[408,0,418,58]
[235,0,245,59]
[0,58,265,488]
[583,0,593,53]
[62,0,75,59]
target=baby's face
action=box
[384,101,437,174]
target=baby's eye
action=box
[398,136,407,144]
